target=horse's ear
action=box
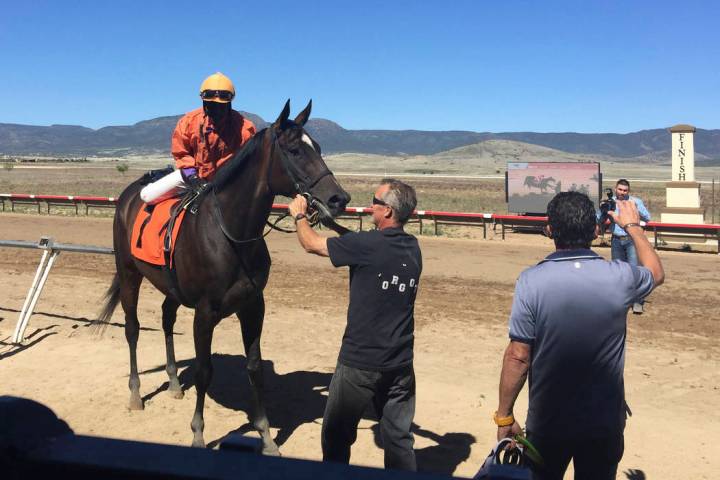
[273,99,291,129]
[294,99,312,126]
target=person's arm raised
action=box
[610,200,665,286]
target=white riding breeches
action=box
[139,169,186,205]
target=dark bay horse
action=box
[523,175,556,193]
[98,100,350,453]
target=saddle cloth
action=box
[131,198,187,266]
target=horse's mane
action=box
[212,128,267,191]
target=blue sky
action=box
[1,0,718,133]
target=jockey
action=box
[140,72,257,204]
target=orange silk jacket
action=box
[172,107,256,179]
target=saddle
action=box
[131,196,186,266]
[132,173,210,306]
[131,169,210,267]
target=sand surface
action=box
[1,213,718,478]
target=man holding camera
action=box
[495,191,664,480]
[603,179,651,314]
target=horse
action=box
[523,175,556,193]
[97,100,350,454]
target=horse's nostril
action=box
[326,194,349,215]
[328,195,343,207]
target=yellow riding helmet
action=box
[199,72,236,103]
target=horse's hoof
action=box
[128,397,144,411]
[262,444,281,457]
[168,389,184,400]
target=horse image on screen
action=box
[507,162,601,214]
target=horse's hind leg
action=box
[120,269,144,410]
[161,297,183,399]
[237,293,280,456]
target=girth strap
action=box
[160,191,204,307]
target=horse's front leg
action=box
[237,293,280,456]
[190,301,219,448]
[161,297,183,398]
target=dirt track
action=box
[1,213,718,478]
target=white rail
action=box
[0,237,114,344]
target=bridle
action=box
[210,126,347,245]
[267,127,333,199]
[268,129,351,234]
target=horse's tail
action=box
[94,272,121,334]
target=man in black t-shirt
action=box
[288,178,422,471]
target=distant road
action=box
[8,166,717,184]
[334,172,717,184]
[335,172,506,180]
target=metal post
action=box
[12,237,63,344]
[3,237,114,343]
[434,218,438,236]
[501,219,506,240]
[482,218,487,239]
[13,250,60,344]
[13,249,50,343]
[654,226,658,249]
[712,178,716,224]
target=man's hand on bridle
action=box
[288,194,308,218]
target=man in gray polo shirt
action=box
[493,191,664,480]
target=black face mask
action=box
[203,101,231,123]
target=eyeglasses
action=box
[200,90,234,101]
[372,196,389,206]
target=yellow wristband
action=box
[493,411,515,427]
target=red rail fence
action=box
[2,193,719,252]
[0,193,117,215]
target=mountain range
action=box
[1,112,718,162]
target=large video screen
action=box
[506,162,601,214]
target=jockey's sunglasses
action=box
[200,90,234,101]
[372,196,389,207]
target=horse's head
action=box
[267,100,350,218]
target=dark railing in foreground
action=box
[1,396,467,480]
[2,193,719,252]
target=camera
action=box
[598,188,616,231]
[599,188,616,214]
